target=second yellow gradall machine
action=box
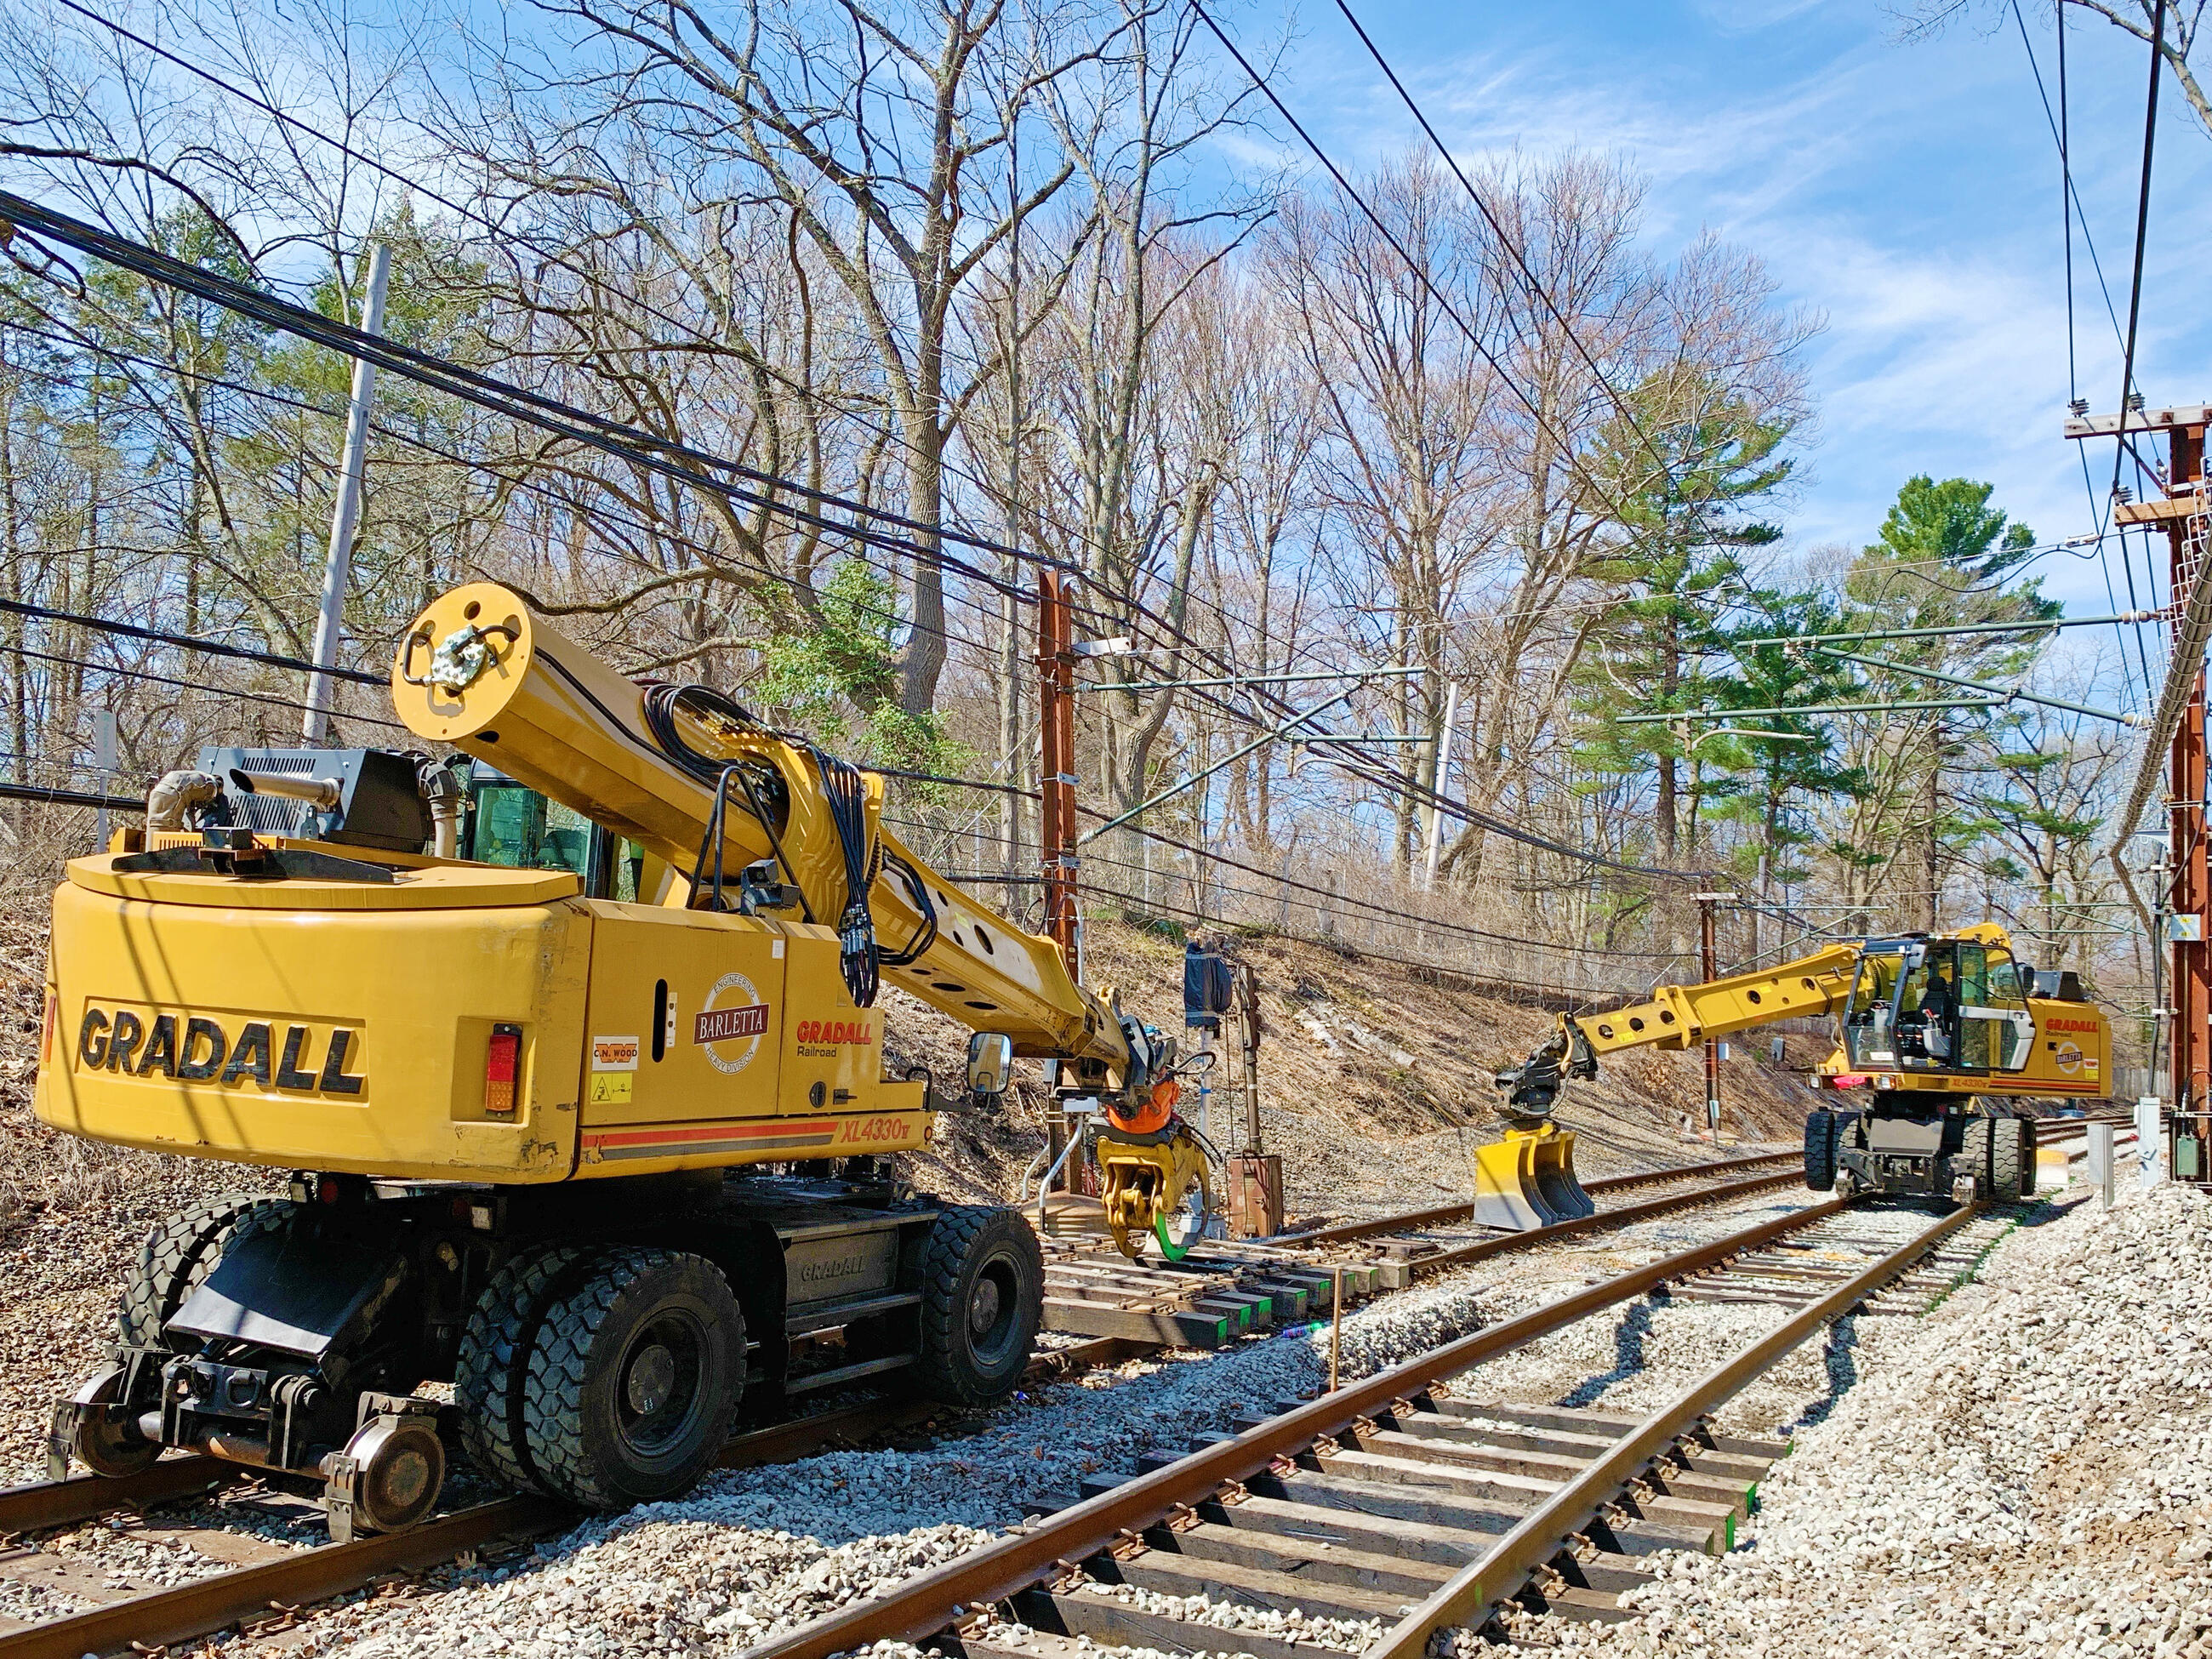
[1495,927,2111,1205]
[35,583,1213,1534]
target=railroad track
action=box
[0,1149,1868,1656]
[737,1195,1996,1659]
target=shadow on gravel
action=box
[1560,1299,1654,1407]
[1793,1314,1862,1430]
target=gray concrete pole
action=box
[302,242,392,744]
[1422,681,1460,892]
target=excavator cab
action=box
[1842,938,2037,1079]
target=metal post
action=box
[303,242,391,744]
[2136,1095,2166,1187]
[1700,895,1720,1137]
[2169,420,2212,1166]
[1422,681,1460,892]
[91,708,117,849]
[1037,567,1081,1196]
[2087,1121,2116,1208]
[1037,566,1079,975]
[1327,1266,1345,1392]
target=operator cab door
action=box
[1960,944,2034,1072]
[1892,941,1970,1071]
[1842,945,1904,1069]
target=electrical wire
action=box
[2,640,410,729]
[1325,0,1668,473]
[0,318,1012,667]
[0,596,382,685]
[31,0,1854,873]
[2105,0,2170,705]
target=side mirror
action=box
[966,1032,1013,1100]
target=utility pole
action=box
[1422,681,1460,891]
[1037,566,1079,972]
[1695,892,1732,1138]
[2066,398,2212,1186]
[1036,565,1080,1194]
[303,242,391,744]
[92,708,117,849]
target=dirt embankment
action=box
[889,918,1821,1222]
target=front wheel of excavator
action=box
[910,1206,1043,1406]
[1803,1109,1838,1192]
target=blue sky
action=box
[1234,0,2208,621]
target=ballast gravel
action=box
[1469,1181,2212,1658]
[172,1185,1827,1659]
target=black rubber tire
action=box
[522,1247,744,1511]
[1991,1116,2028,1202]
[1951,1115,1994,1199]
[455,1243,592,1495]
[117,1194,295,1352]
[909,1206,1043,1406]
[1802,1109,1837,1192]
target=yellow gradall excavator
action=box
[1495,923,2110,1207]
[34,583,1213,1534]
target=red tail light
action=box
[485,1024,522,1115]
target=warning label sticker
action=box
[587,1071,635,1104]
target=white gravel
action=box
[169,1186,1825,1658]
[1473,1182,2212,1657]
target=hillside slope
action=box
[887,917,1818,1222]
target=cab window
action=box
[1970,949,2033,1071]
[1843,948,1901,1069]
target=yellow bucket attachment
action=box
[1096,1126,1212,1261]
[1472,1120,1595,1231]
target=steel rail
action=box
[1279,1151,1798,1247]
[0,1331,1144,1550]
[738,1194,1848,1659]
[1402,1169,1803,1280]
[0,1456,240,1534]
[0,1497,562,1659]
[1366,1199,1984,1656]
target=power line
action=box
[22,9,1705,875]
[1325,0,1668,472]
[2106,0,2169,709]
[3,641,411,730]
[0,596,382,685]
[0,320,1006,664]
[0,189,1037,602]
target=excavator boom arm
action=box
[1572,943,1864,1056]
[391,583,1127,1072]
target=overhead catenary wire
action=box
[27,0,2066,897]
[1325,0,1669,474]
[7,194,1715,887]
[2105,0,2171,703]
[2009,0,2152,698]
[0,318,1008,665]
[14,7,1771,879]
